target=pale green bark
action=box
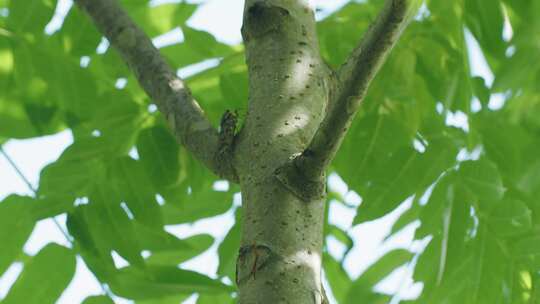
[75,0,417,303]
[233,1,329,303]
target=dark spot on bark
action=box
[303,149,314,157]
[293,278,299,283]
[243,2,290,40]
[298,41,308,46]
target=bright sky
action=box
[0,0,504,303]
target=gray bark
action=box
[75,0,237,181]
[75,0,417,303]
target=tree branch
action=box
[75,0,237,181]
[275,0,419,201]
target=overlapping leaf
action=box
[2,244,76,304]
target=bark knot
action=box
[241,2,290,41]
[274,154,326,202]
[236,243,275,286]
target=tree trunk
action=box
[75,0,416,302]
[233,1,330,303]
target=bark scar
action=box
[236,243,274,285]
[274,155,326,202]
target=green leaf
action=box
[31,195,75,220]
[82,296,115,304]
[38,138,107,199]
[197,293,235,304]
[60,7,102,56]
[323,253,351,303]
[327,224,354,256]
[11,36,100,120]
[217,208,242,279]
[386,201,421,239]
[87,183,146,268]
[182,26,235,59]
[161,184,234,224]
[354,138,457,224]
[77,92,143,155]
[416,173,457,238]
[220,70,249,105]
[146,234,214,266]
[129,3,198,37]
[0,195,36,275]
[471,76,491,106]
[67,207,117,280]
[137,294,192,304]
[7,0,54,33]
[512,236,540,271]
[136,126,180,189]
[492,49,539,92]
[464,0,506,60]
[344,249,413,304]
[457,159,506,204]
[109,265,232,299]
[108,156,164,228]
[488,199,532,237]
[2,244,76,304]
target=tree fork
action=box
[75,0,419,303]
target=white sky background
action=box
[0,0,507,303]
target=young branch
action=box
[276,0,418,201]
[75,0,237,181]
